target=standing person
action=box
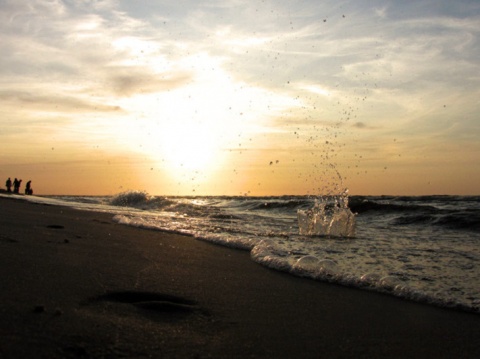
[25,180,32,195]
[5,177,12,192]
[13,178,18,193]
[13,178,22,194]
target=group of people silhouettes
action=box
[5,177,33,195]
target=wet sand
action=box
[1,195,480,358]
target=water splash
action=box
[109,190,151,207]
[297,190,356,237]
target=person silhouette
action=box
[25,180,32,195]
[13,178,18,193]
[13,178,22,194]
[5,177,12,192]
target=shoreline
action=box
[1,196,480,358]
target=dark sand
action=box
[1,196,480,358]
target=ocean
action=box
[11,191,480,314]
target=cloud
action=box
[1,0,479,195]
[0,91,122,113]
[352,122,367,129]
[106,69,193,97]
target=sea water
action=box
[9,192,480,314]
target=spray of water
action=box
[294,94,359,238]
[297,189,356,237]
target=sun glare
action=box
[159,119,220,172]
[112,53,300,183]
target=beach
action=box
[1,196,480,358]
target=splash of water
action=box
[297,190,356,238]
[109,190,151,207]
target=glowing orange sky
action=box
[1,1,479,196]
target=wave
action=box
[251,241,479,314]
[393,210,480,231]
[348,196,480,232]
[434,210,480,231]
[107,192,480,232]
[108,191,236,219]
[109,190,151,206]
[391,195,480,203]
[235,198,312,211]
[109,191,174,210]
[349,198,438,214]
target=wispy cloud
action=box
[1,0,479,194]
[106,69,193,97]
[0,91,122,113]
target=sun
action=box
[114,53,300,184]
[159,119,221,172]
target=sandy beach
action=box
[1,195,480,358]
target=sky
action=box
[1,0,479,196]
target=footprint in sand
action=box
[46,225,65,229]
[87,290,207,318]
[0,235,18,243]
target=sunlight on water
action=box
[297,190,356,237]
